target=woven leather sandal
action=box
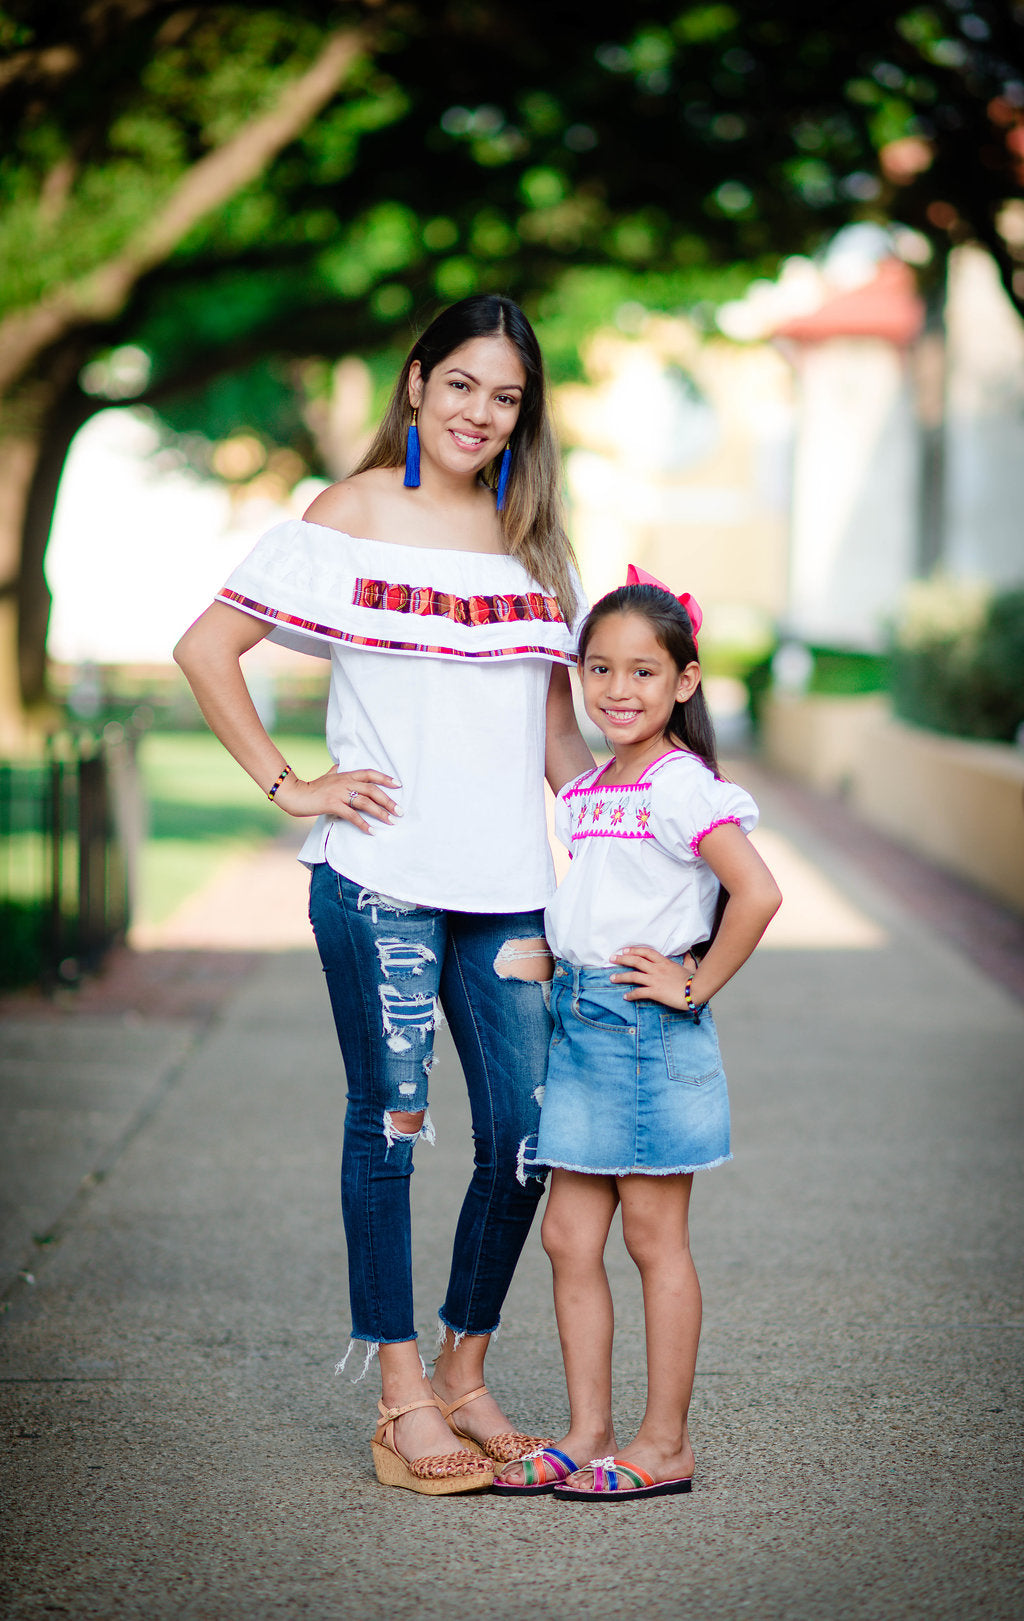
[371,1397,494,1494]
[437,1385,555,1465]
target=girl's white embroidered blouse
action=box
[544,751,758,967]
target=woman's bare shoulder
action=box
[302,467,399,536]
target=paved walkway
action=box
[1,761,1022,1621]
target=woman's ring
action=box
[348,788,359,805]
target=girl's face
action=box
[408,336,525,482]
[580,611,699,752]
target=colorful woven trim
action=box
[688,815,742,856]
[353,577,563,626]
[217,589,574,663]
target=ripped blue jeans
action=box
[308,863,551,1348]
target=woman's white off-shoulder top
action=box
[217,519,586,912]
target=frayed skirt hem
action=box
[534,1151,733,1177]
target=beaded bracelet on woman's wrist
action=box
[267,765,291,801]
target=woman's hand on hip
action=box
[273,767,402,833]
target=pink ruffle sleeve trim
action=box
[688,815,743,857]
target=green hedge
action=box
[743,643,890,728]
[890,586,1024,743]
[0,899,46,988]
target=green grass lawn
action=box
[136,732,332,926]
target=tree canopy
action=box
[0,0,1021,727]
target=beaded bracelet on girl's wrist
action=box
[267,765,291,801]
[683,974,697,1013]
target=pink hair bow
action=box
[625,564,702,649]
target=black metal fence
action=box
[0,720,145,990]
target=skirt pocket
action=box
[571,984,635,1034]
[660,1009,723,1086]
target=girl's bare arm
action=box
[612,822,781,1008]
[545,664,594,793]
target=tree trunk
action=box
[0,385,54,749]
[19,348,95,708]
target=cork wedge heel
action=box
[370,1397,494,1495]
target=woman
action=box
[174,295,592,1494]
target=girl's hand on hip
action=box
[610,945,697,1008]
[273,768,402,833]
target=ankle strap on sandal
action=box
[438,1385,488,1420]
[377,1396,443,1422]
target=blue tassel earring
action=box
[404,409,420,489]
[495,441,512,512]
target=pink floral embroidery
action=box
[562,776,656,841]
[689,815,742,856]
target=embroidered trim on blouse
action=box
[561,752,738,847]
[218,588,575,663]
[353,577,563,625]
[565,750,688,799]
[568,790,655,842]
[688,815,742,856]
[561,752,690,842]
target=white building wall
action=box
[785,337,919,647]
[944,246,1024,586]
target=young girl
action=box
[493,568,781,1501]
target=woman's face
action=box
[408,335,525,481]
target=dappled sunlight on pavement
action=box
[752,827,887,950]
[130,831,317,952]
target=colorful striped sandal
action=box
[438,1385,555,1466]
[371,1398,494,1495]
[553,1456,693,1502]
[491,1446,581,1496]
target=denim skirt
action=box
[534,961,732,1177]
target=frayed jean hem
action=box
[334,1334,425,1384]
[436,1310,501,1353]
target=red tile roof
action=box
[773,258,925,347]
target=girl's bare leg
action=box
[567,1173,700,1487]
[495,1169,620,1485]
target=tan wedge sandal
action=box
[437,1385,555,1466]
[370,1397,494,1494]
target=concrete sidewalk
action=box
[1,763,1022,1621]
